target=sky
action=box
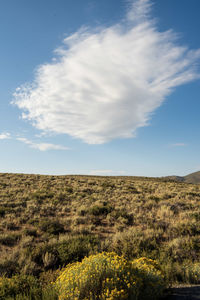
[0,0,200,177]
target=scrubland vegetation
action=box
[0,173,199,299]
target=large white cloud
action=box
[13,0,200,144]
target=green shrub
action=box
[0,277,58,299]
[184,262,200,284]
[66,187,73,193]
[110,229,160,260]
[23,228,38,237]
[111,208,133,225]
[28,245,58,270]
[0,260,19,277]
[6,222,20,231]
[27,218,39,226]
[89,204,112,216]
[0,233,21,246]
[39,219,64,235]
[162,260,200,284]
[57,235,99,266]
[166,236,200,262]
[0,207,6,217]
[0,274,40,299]
[27,235,99,270]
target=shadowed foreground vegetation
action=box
[0,173,199,299]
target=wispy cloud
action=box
[0,132,11,140]
[16,137,69,151]
[0,131,69,151]
[169,143,187,147]
[13,0,200,144]
[89,170,126,176]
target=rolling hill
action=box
[162,171,200,184]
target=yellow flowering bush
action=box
[55,252,166,300]
[131,257,165,300]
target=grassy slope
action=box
[162,171,200,184]
[0,172,199,284]
[184,171,200,184]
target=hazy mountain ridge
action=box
[162,171,200,184]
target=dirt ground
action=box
[163,285,200,300]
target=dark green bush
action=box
[0,260,19,277]
[28,245,58,269]
[57,235,99,266]
[31,190,54,204]
[110,229,161,260]
[0,207,6,217]
[6,222,20,231]
[38,219,64,235]
[66,187,73,193]
[0,233,21,246]
[27,235,99,270]
[111,208,133,225]
[89,204,113,216]
[23,228,38,237]
[0,274,40,299]
[101,181,115,189]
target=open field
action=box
[0,173,199,298]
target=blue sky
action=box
[0,0,200,176]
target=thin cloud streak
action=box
[16,137,69,151]
[169,143,187,147]
[0,132,69,151]
[13,0,200,144]
[89,170,126,176]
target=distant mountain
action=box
[184,171,200,184]
[162,171,200,184]
[162,175,185,182]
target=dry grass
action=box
[0,173,199,285]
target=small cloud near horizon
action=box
[0,132,11,140]
[0,132,69,151]
[16,137,69,151]
[89,170,126,176]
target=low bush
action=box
[0,260,19,277]
[31,190,54,204]
[89,204,113,216]
[0,233,21,246]
[0,207,6,217]
[23,228,38,237]
[57,235,99,266]
[110,228,160,260]
[38,219,64,235]
[0,274,40,299]
[185,262,200,284]
[26,234,99,271]
[55,252,166,300]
